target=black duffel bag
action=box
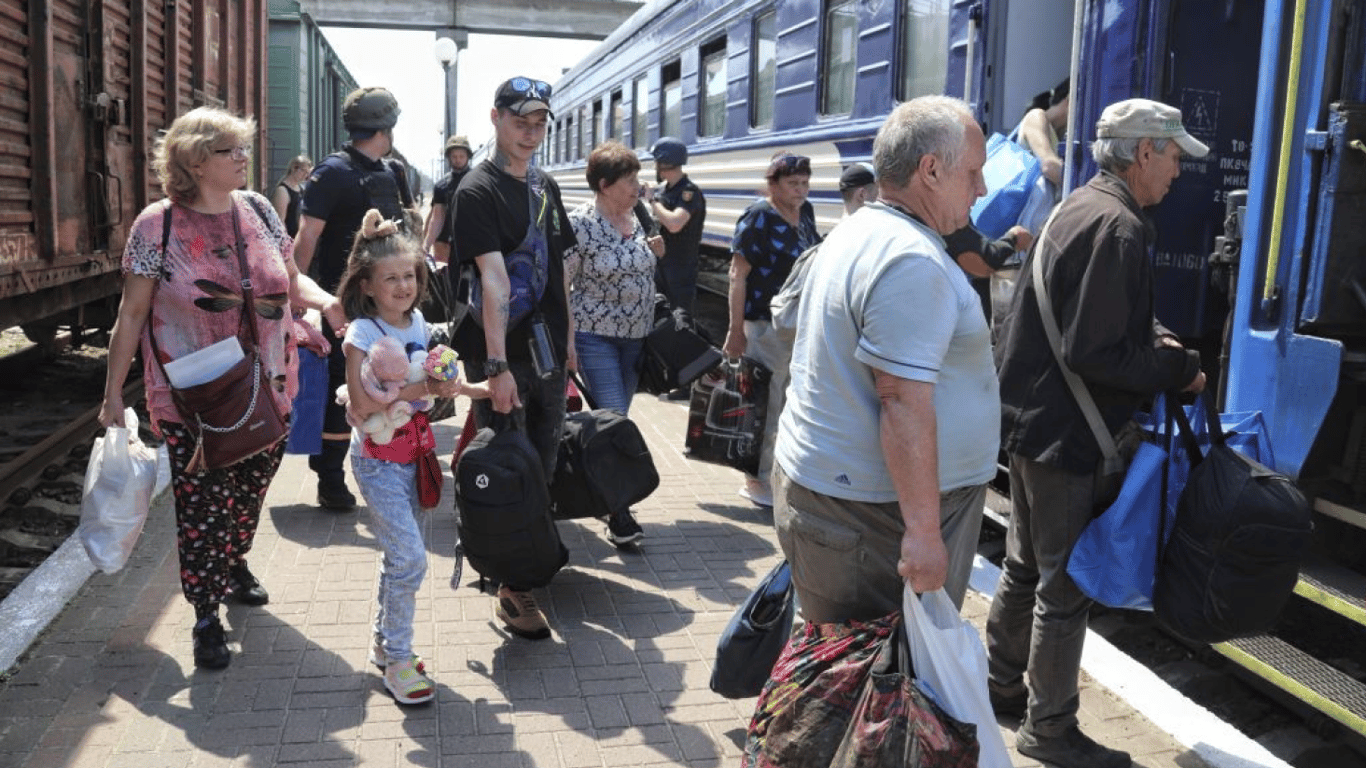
[551,375,660,520]
[639,294,722,395]
[1153,395,1313,644]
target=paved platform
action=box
[0,393,1288,768]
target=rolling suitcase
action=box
[551,374,661,520]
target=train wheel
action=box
[19,321,60,356]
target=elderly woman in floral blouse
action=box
[564,140,664,545]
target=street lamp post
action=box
[433,32,467,141]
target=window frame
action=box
[698,36,728,138]
[660,58,683,140]
[750,9,777,130]
[821,0,859,116]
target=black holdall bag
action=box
[551,374,661,520]
[711,559,796,699]
[1153,394,1313,644]
[455,413,568,589]
[640,294,723,395]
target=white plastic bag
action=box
[904,587,1012,768]
[78,408,161,573]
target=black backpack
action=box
[455,423,567,589]
[551,401,660,521]
[1153,396,1313,644]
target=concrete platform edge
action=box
[970,555,1292,768]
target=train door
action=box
[90,0,137,254]
[978,0,1076,134]
[46,0,99,259]
[1073,0,1265,349]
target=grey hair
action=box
[1091,136,1172,173]
[873,95,973,188]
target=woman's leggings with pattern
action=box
[159,421,287,615]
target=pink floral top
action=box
[122,191,298,432]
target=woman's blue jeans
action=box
[574,331,644,413]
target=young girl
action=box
[337,209,487,705]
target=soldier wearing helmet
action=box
[646,137,707,323]
[425,134,473,263]
[293,86,417,511]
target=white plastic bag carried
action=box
[904,587,1013,768]
[78,408,165,573]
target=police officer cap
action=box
[445,135,472,153]
[343,87,400,133]
[650,137,688,166]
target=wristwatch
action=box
[483,358,509,377]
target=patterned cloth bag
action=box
[742,611,979,768]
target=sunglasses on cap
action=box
[767,153,811,178]
[498,77,553,103]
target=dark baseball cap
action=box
[494,77,555,119]
[839,162,876,191]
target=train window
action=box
[581,105,593,158]
[634,75,649,147]
[592,100,604,148]
[568,113,578,161]
[822,0,858,115]
[661,60,682,139]
[751,11,777,129]
[898,0,951,100]
[699,37,727,138]
[609,90,623,140]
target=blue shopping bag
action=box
[285,347,327,455]
[970,133,1042,239]
[1067,438,1174,611]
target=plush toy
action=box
[335,336,431,445]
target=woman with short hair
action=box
[98,107,342,670]
[725,151,821,507]
[563,140,664,545]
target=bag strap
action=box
[1030,211,1123,475]
[147,200,256,381]
[1168,392,1214,470]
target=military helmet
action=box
[343,87,400,132]
[445,135,472,153]
[650,136,688,166]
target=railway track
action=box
[0,329,140,601]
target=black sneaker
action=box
[228,563,269,606]
[192,617,231,670]
[317,480,357,511]
[606,512,644,547]
[1016,726,1131,768]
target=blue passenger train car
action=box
[551,0,1366,745]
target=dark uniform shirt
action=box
[433,167,470,250]
[299,145,410,292]
[731,198,820,321]
[657,174,706,263]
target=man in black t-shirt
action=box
[453,76,576,641]
[646,137,706,318]
[424,134,472,263]
[294,87,413,511]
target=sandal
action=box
[383,657,434,705]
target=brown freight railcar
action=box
[0,0,267,345]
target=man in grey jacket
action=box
[985,98,1209,768]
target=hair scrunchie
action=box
[359,208,399,240]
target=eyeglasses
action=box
[767,153,811,179]
[213,146,251,160]
[508,77,553,101]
